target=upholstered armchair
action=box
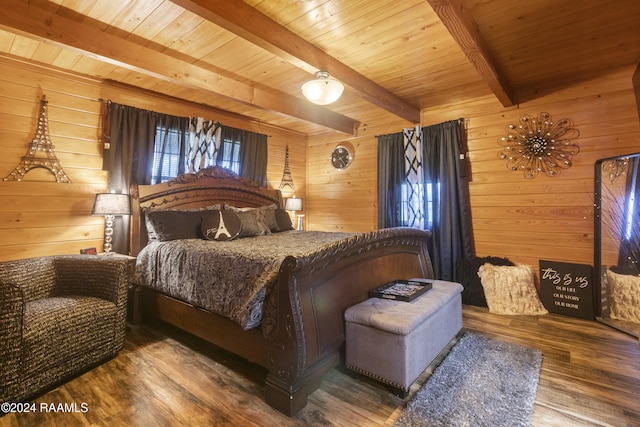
[0,255,130,403]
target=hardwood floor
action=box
[2,306,639,426]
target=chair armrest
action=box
[0,282,25,401]
[53,256,130,308]
[0,256,57,301]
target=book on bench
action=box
[368,278,433,302]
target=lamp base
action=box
[104,214,114,254]
[297,214,305,231]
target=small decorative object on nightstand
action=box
[92,193,131,254]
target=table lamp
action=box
[92,193,131,254]
[284,196,303,230]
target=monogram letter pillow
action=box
[201,210,241,241]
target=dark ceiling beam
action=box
[0,0,358,134]
[170,0,421,124]
[426,0,515,107]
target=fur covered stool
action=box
[344,280,463,395]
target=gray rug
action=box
[394,332,542,427]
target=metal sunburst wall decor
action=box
[498,112,579,179]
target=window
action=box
[151,126,184,184]
[220,138,241,174]
[150,126,241,183]
[401,181,439,230]
[150,123,254,183]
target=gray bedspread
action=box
[135,230,352,331]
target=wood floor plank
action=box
[1,306,639,426]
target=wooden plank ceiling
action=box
[0,0,639,136]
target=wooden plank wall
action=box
[3,51,638,274]
[305,115,412,233]
[308,65,640,274]
[0,55,306,261]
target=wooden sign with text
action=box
[539,260,594,320]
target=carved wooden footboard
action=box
[265,227,433,415]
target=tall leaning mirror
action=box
[595,153,640,337]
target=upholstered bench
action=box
[345,280,463,395]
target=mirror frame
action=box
[594,152,640,337]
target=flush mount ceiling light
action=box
[301,71,344,105]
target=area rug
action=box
[394,332,542,427]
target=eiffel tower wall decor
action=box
[278,145,295,193]
[4,95,72,183]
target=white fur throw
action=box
[477,263,548,315]
[606,270,640,324]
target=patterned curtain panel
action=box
[187,117,222,173]
[403,126,425,229]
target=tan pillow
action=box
[606,270,640,324]
[477,263,548,315]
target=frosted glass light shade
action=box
[301,71,344,105]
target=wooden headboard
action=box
[131,166,283,255]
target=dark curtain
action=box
[221,126,268,186]
[618,157,640,273]
[377,132,405,228]
[103,102,188,254]
[103,103,271,254]
[104,102,156,255]
[422,119,475,281]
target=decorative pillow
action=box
[143,204,221,240]
[225,205,271,236]
[176,203,221,212]
[275,208,294,231]
[201,210,241,241]
[606,270,640,324]
[456,256,515,307]
[259,204,279,232]
[142,203,221,215]
[145,215,160,241]
[145,210,205,241]
[477,263,548,315]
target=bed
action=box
[130,166,433,416]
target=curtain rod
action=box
[374,118,465,137]
[98,98,275,137]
